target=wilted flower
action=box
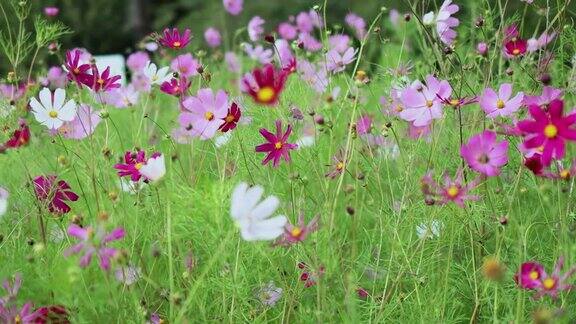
[33,175,79,214]
[274,213,319,246]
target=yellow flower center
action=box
[426,100,433,108]
[536,146,544,153]
[14,314,21,324]
[274,142,283,149]
[449,99,460,106]
[543,278,555,290]
[395,105,403,112]
[496,99,505,109]
[225,114,235,123]
[173,41,181,48]
[257,87,275,103]
[447,185,459,198]
[73,68,80,74]
[544,124,558,139]
[336,162,345,170]
[529,271,539,280]
[49,110,58,118]
[560,170,570,179]
[135,162,144,170]
[204,111,214,121]
[291,227,302,238]
[512,48,520,55]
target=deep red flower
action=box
[517,100,576,166]
[218,102,241,132]
[33,305,70,324]
[64,49,92,86]
[241,64,288,105]
[524,154,544,176]
[89,65,121,92]
[505,38,527,57]
[159,28,192,49]
[33,175,79,215]
[3,119,30,150]
[255,120,298,167]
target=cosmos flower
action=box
[204,27,222,48]
[114,150,161,182]
[523,86,562,107]
[0,82,26,102]
[345,13,367,40]
[103,85,140,109]
[44,6,59,17]
[274,213,319,246]
[224,52,241,73]
[30,88,76,130]
[527,31,556,52]
[63,49,92,86]
[248,16,265,42]
[223,0,243,15]
[0,187,8,217]
[399,75,452,126]
[421,168,481,208]
[517,99,576,166]
[126,51,150,72]
[515,257,576,299]
[64,224,125,271]
[160,77,190,97]
[179,88,229,140]
[297,59,328,93]
[504,38,528,58]
[297,32,322,52]
[274,39,296,73]
[143,61,172,86]
[89,65,121,92]
[2,119,30,150]
[460,130,509,177]
[325,150,346,179]
[325,47,357,73]
[44,66,68,89]
[158,27,192,49]
[0,274,47,323]
[329,34,351,53]
[477,42,488,56]
[542,159,576,180]
[240,64,288,105]
[218,102,241,132]
[140,154,166,182]
[255,120,298,167]
[33,175,79,214]
[115,265,141,285]
[56,104,102,140]
[479,83,524,118]
[297,262,325,288]
[255,281,283,307]
[230,182,287,241]
[171,54,200,78]
[243,44,273,64]
[278,22,297,40]
[422,0,460,45]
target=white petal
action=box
[29,97,46,113]
[53,88,66,110]
[39,88,53,110]
[243,185,264,214]
[423,12,435,25]
[58,100,77,121]
[32,108,50,125]
[251,196,279,220]
[231,182,249,220]
[140,155,166,182]
[47,117,63,130]
[247,216,287,240]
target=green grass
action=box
[1,1,576,323]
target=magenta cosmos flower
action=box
[218,102,241,132]
[89,65,122,92]
[44,6,59,17]
[479,83,524,118]
[461,130,509,177]
[256,120,298,167]
[114,150,161,182]
[274,213,319,246]
[399,75,452,126]
[33,175,79,214]
[517,99,576,166]
[179,88,229,140]
[64,224,125,271]
[241,63,289,106]
[421,168,480,208]
[159,27,192,49]
[515,257,576,299]
[223,0,243,15]
[524,86,562,107]
[64,49,92,87]
[160,77,190,97]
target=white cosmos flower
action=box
[230,182,287,241]
[30,88,76,130]
[0,187,8,217]
[143,61,172,85]
[140,154,166,182]
[416,220,442,239]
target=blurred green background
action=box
[25,0,569,54]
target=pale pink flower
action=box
[179,88,229,140]
[248,16,265,42]
[479,83,524,118]
[399,75,452,126]
[204,27,222,48]
[171,53,200,78]
[225,52,241,73]
[223,0,243,15]
[244,44,273,64]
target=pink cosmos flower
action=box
[64,49,92,87]
[171,53,200,78]
[89,65,122,92]
[0,274,48,323]
[224,52,241,73]
[298,33,322,52]
[543,159,576,180]
[126,51,150,72]
[159,28,192,49]
[204,27,221,48]
[477,42,488,56]
[421,168,480,208]
[44,6,59,17]
[479,83,524,118]
[244,44,273,64]
[329,34,351,53]
[33,175,79,214]
[427,0,460,45]
[114,150,161,182]
[345,13,367,40]
[274,213,319,246]
[399,75,452,126]
[515,257,576,299]
[56,104,102,139]
[44,66,68,89]
[0,82,26,102]
[517,99,576,166]
[296,11,314,33]
[527,31,556,52]
[103,84,139,108]
[298,59,328,93]
[524,86,562,107]
[180,88,229,140]
[64,224,125,271]
[325,150,346,179]
[278,22,297,40]
[255,120,298,167]
[326,47,357,73]
[408,123,432,141]
[248,16,265,42]
[218,102,241,133]
[223,0,243,15]
[461,130,509,177]
[356,115,372,135]
[160,77,190,97]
